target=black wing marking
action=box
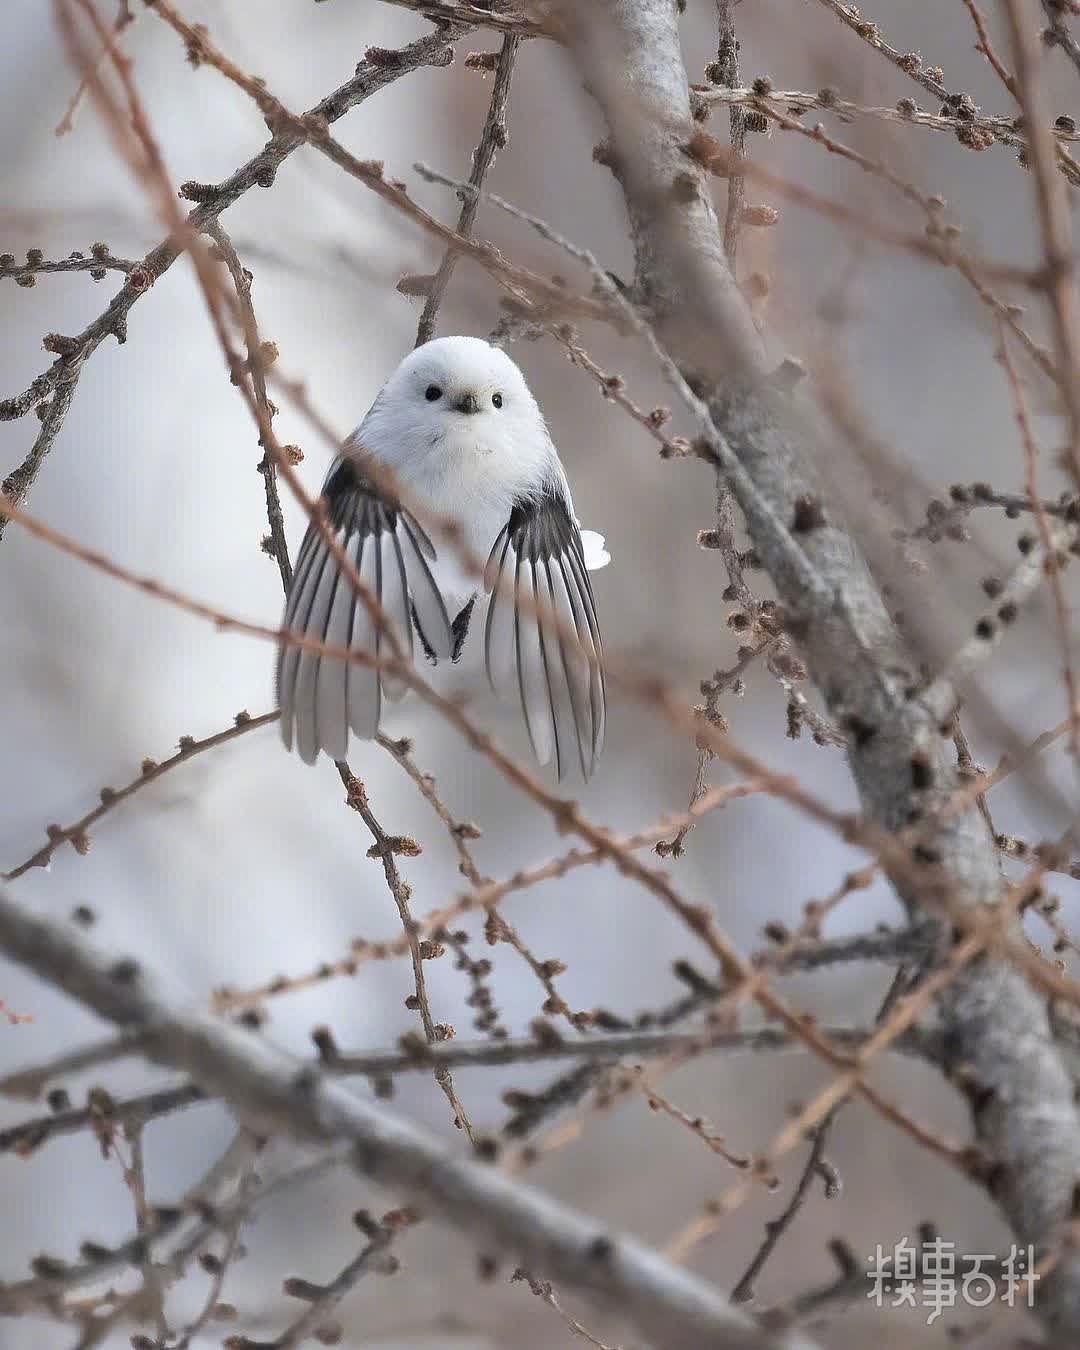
[277,457,453,764]
[451,596,477,663]
[484,489,605,780]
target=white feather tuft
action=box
[579,530,610,571]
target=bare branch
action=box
[3,711,276,882]
[339,0,546,37]
[0,883,816,1350]
[1003,0,1080,489]
[0,24,461,529]
[1043,0,1080,80]
[560,0,1080,1334]
[415,31,520,344]
[0,1021,944,1158]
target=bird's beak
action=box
[454,391,480,415]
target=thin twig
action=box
[0,250,135,282]
[714,0,746,266]
[339,0,545,36]
[0,23,463,529]
[730,1115,836,1304]
[338,765,475,1138]
[269,1222,399,1349]
[1003,0,1080,490]
[172,1166,254,1348]
[960,0,1016,93]
[414,31,519,344]
[513,1267,625,1349]
[1043,0,1080,80]
[995,320,1079,758]
[0,883,818,1350]
[3,711,276,881]
[55,0,136,135]
[204,220,293,592]
[0,1022,945,1158]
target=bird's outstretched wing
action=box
[484,488,606,780]
[277,456,453,764]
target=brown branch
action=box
[415,31,519,344]
[810,0,955,101]
[1043,0,1080,80]
[547,323,690,458]
[908,481,1077,540]
[713,0,746,267]
[0,883,817,1350]
[29,8,1080,1216]
[54,0,135,135]
[377,732,582,1029]
[2,1022,941,1159]
[561,0,1080,1333]
[960,0,1016,93]
[339,765,475,1138]
[1003,0,1080,489]
[0,23,462,531]
[696,89,1063,385]
[513,1267,625,1349]
[213,781,762,1012]
[203,220,293,593]
[199,210,473,1128]
[267,1220,399,1349]
[338,0,547,36]
[695,84,1070,148]
[920,512,1079,724]
[0,1134,303,1323]
[730,1115,837,1305]
[145,0,607,321]
[665,932,988,1265]
[995,321,1080,758]
[2,711,276,881]
[657,635,774,859]
[0,378,82,542]
[172,1165,253,1349]
[0,248,135,282]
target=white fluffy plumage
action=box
[277,336,609,777]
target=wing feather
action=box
[277,456,453,763]
[278,518,329,752]
[346,526,382,739]
[398,515,453,659]
[483,487,606,779]
[545,556,595,778]
[561,542,606,759]
[293,538,340,765]
[515,555,555,768]
[312,530,353,762]
[380,526,413,701]
[484,529,518,700]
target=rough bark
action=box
[0,884,816,1350]
[564,0,1080,1337]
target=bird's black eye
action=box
[425,384,442,402]
[491,392,503,408]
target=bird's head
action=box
[380,335,542,448]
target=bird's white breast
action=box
[390,422,548,613]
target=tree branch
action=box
[0,25,460,534]
[562,0,1080,1336]
[0,1022,942,1157]
[0,883,816,1350]
[414,30,520,344]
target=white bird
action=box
[277,336,609,777]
